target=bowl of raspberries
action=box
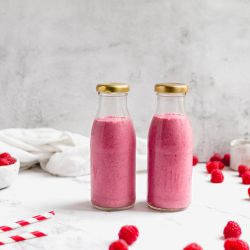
[0,152,20,189]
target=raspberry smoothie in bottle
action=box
[91,83,136,211]
[147,83,193,211]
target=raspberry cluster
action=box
[238,165,250,185]
[109,222,249,249]
[205,153,229,183]
[109,225,139,250]
[108,215,248,249]
[183,221,249,250]
[204,152,250,198]
[109,152,249,250]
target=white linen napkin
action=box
[0,128,147,176]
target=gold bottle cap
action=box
[96,83,130,93]
[155,83,188,94]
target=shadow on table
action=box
[59,201,97,212]
[59,200,166,213]
[132,201,156,213]
[242,198,250,202]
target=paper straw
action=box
[0,211,55,233]
[0,231,47,246]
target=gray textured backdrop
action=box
[1,0,250,161]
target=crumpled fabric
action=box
[0,128,147,176]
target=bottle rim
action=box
[155,83,188,94]
[96,83,130,93]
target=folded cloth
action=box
[0,128,147,176]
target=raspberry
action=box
[242,171,250,185]
[0,152,11,159]
[0,158,11,166]
[222,154,230,166]
[193,155,199,166]
[8,157,16,164]
[210,153,222,162]
[0,153,16,165]
[223,221,242,239]
[211,169,224,183]
[109,240,128,250]
[206,161,219,173]
[238,165,250,177]
[224,238,249,250]
[118,225,139,245]
[206,161,224,173]
[218,161,225,170]
[248,187,250,198]
[183,243,203,250]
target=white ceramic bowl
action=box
[0,160,20,189]
[230,139,250,171]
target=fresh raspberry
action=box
[211,169,224,183]
[242,171,250,185]
[238,165,250,177]
[118,225,139,245]
[0,158,11,166]
[248,187,250,198]
[223,221,242,239]
[224,238,249,250]
[183,243,203,250]
[8,157,16,164]
[0,157,16,166]
[0,152,12,159]
[210,153,222,162]
[0,153,16,165]
[109,240,128,250]
[206,161,224,173]
[218,161,225,170]
[222,154,231,166]
[206,161,219,173]
[193,155,199,166]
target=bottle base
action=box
[92,203,134,211]
[147,202,188,212]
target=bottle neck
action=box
[156,93,185,115]
[96,93,129,118]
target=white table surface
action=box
[0,164,249,250]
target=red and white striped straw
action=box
[0,211,55,233]
[0,231,47,246]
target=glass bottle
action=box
[90,83,136,211]
[147,83,193,211]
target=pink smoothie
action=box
[91,116,136,209]
[147,113,193,210]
